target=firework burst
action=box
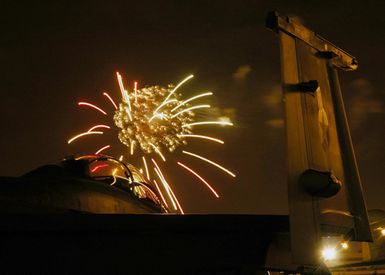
[114,84,194,155]
[68,72,235,213]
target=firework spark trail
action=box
[154,74,194,115]
[116,72,133,121]
[149,143,166,161]
[148,112,168,123]
[134,81,138,103]
[116,72,129,103]
[171,104,210,119]
[142,156,150,180]
[182,150,236,178]
[130,141,135,155]
[68,131,103,144]
[171,92,213,112]
[182,121,234,127]
[151,158,178,211]
[177,161,219,198]
[103,92,118,109]
[154,166,177,210]
[88,125,111,132]
[125,106,133,122]
[177,134,224,144]
[148,99,178,122]
[167,183,184,214]
[95,145,111,155]
[157,99,178,111]
[78,102,107,115]
[153,179,169,209]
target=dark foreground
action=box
[0,214,288,274]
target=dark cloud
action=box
[232,65,252,80]
[262,84,284,129]
[348,78,384,130]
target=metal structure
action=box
[266,11,372,268]
[0,155,167,214]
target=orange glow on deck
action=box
[91,164,109,173]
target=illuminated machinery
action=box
[0,154,168,214]
[324,209,385,274]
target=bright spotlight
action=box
[322,247,337,261]
[381,229,385,236]
[341,242,349,249]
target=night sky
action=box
[1,1,384,214]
